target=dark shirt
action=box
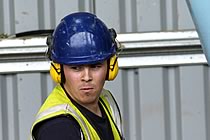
[33,99,114,140]
[33,115,81,140]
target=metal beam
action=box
[0,30,207,73]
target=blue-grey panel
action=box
[14,0,39,32]
[179,66,207,140]
[95,0,121,31]
[136,0,162,32]
[177,0,195,30]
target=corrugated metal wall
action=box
[0,0,194,35]
[1,65,210,140]
[1,0,209,140]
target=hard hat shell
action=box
[50,12,116,65]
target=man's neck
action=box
[84,102,102,117]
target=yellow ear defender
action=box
[50,63,61,83]
[107,55,119,81]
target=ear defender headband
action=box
[46,34,63,83]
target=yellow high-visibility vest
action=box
[30,85,123,140]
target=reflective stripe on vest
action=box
[35,103,91,140]
[100,90,123,136]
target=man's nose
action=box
[82,67,92,82]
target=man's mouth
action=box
[80,87,94,91]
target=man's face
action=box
[63,61,107,107]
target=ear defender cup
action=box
[50,63,61,83]
[107,55,119,81]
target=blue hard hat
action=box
[50,12,116,65]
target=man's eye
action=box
[70,66,81,71]
[91,64,102,69]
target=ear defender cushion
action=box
[108,55,119,81]
[50,63,61,83]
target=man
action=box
[30,12,124,140]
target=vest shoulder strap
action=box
[100,89,124,137]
